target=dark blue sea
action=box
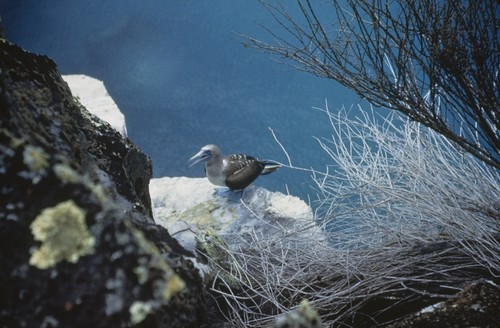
[1,0,361,203]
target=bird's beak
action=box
[188,149,209,167]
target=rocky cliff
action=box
[0,40,204,328]
[1,39,499,328]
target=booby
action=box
[188,144,281,190]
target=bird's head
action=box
[188,144,220,167]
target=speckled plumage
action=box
[189,144,281,190]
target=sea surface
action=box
[1,0,362,203]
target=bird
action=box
[188,144,281,190]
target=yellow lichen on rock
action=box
[273,299,324,328]
[196,229,240,288]
[29,200,95,269]
[129,300,154,325]
[23,145,49,172]
[162,272,186,301]
[125,223,186,325]
[53,163,81,184]
[177,200,226,229]
[23,145,49,183]
[126,221,186,301]
[53,163,108,205]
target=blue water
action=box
[1,0,361,202]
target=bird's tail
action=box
[261,160,282,175]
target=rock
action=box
[150,176,315,253]
[4,37,495,328]
[151,176,319,327]
[387,280,500,328]
[270,300,324,328]
[0,40,204,327]
[0,40,151,218]
[62,74,128,137]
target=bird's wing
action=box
[223,154,264,190]
[224,154,255,173]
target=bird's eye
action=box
[203,150,212,158]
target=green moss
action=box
[29,200,95,269]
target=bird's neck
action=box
[205,154,226,186]
[206,153,222,167]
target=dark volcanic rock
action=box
[0,39,152,218]
[388,280,500,328]
[0,40,204,327]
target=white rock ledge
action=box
[150,177,314,252]
[63,74,128,137]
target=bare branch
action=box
[244,0,500,168]
[202,104,500,327]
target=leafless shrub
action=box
[202,103,500,327]
[203,1,500,325]
[311,103,499,268]
[244,0,500,168]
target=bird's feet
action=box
[213,188,244,202]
